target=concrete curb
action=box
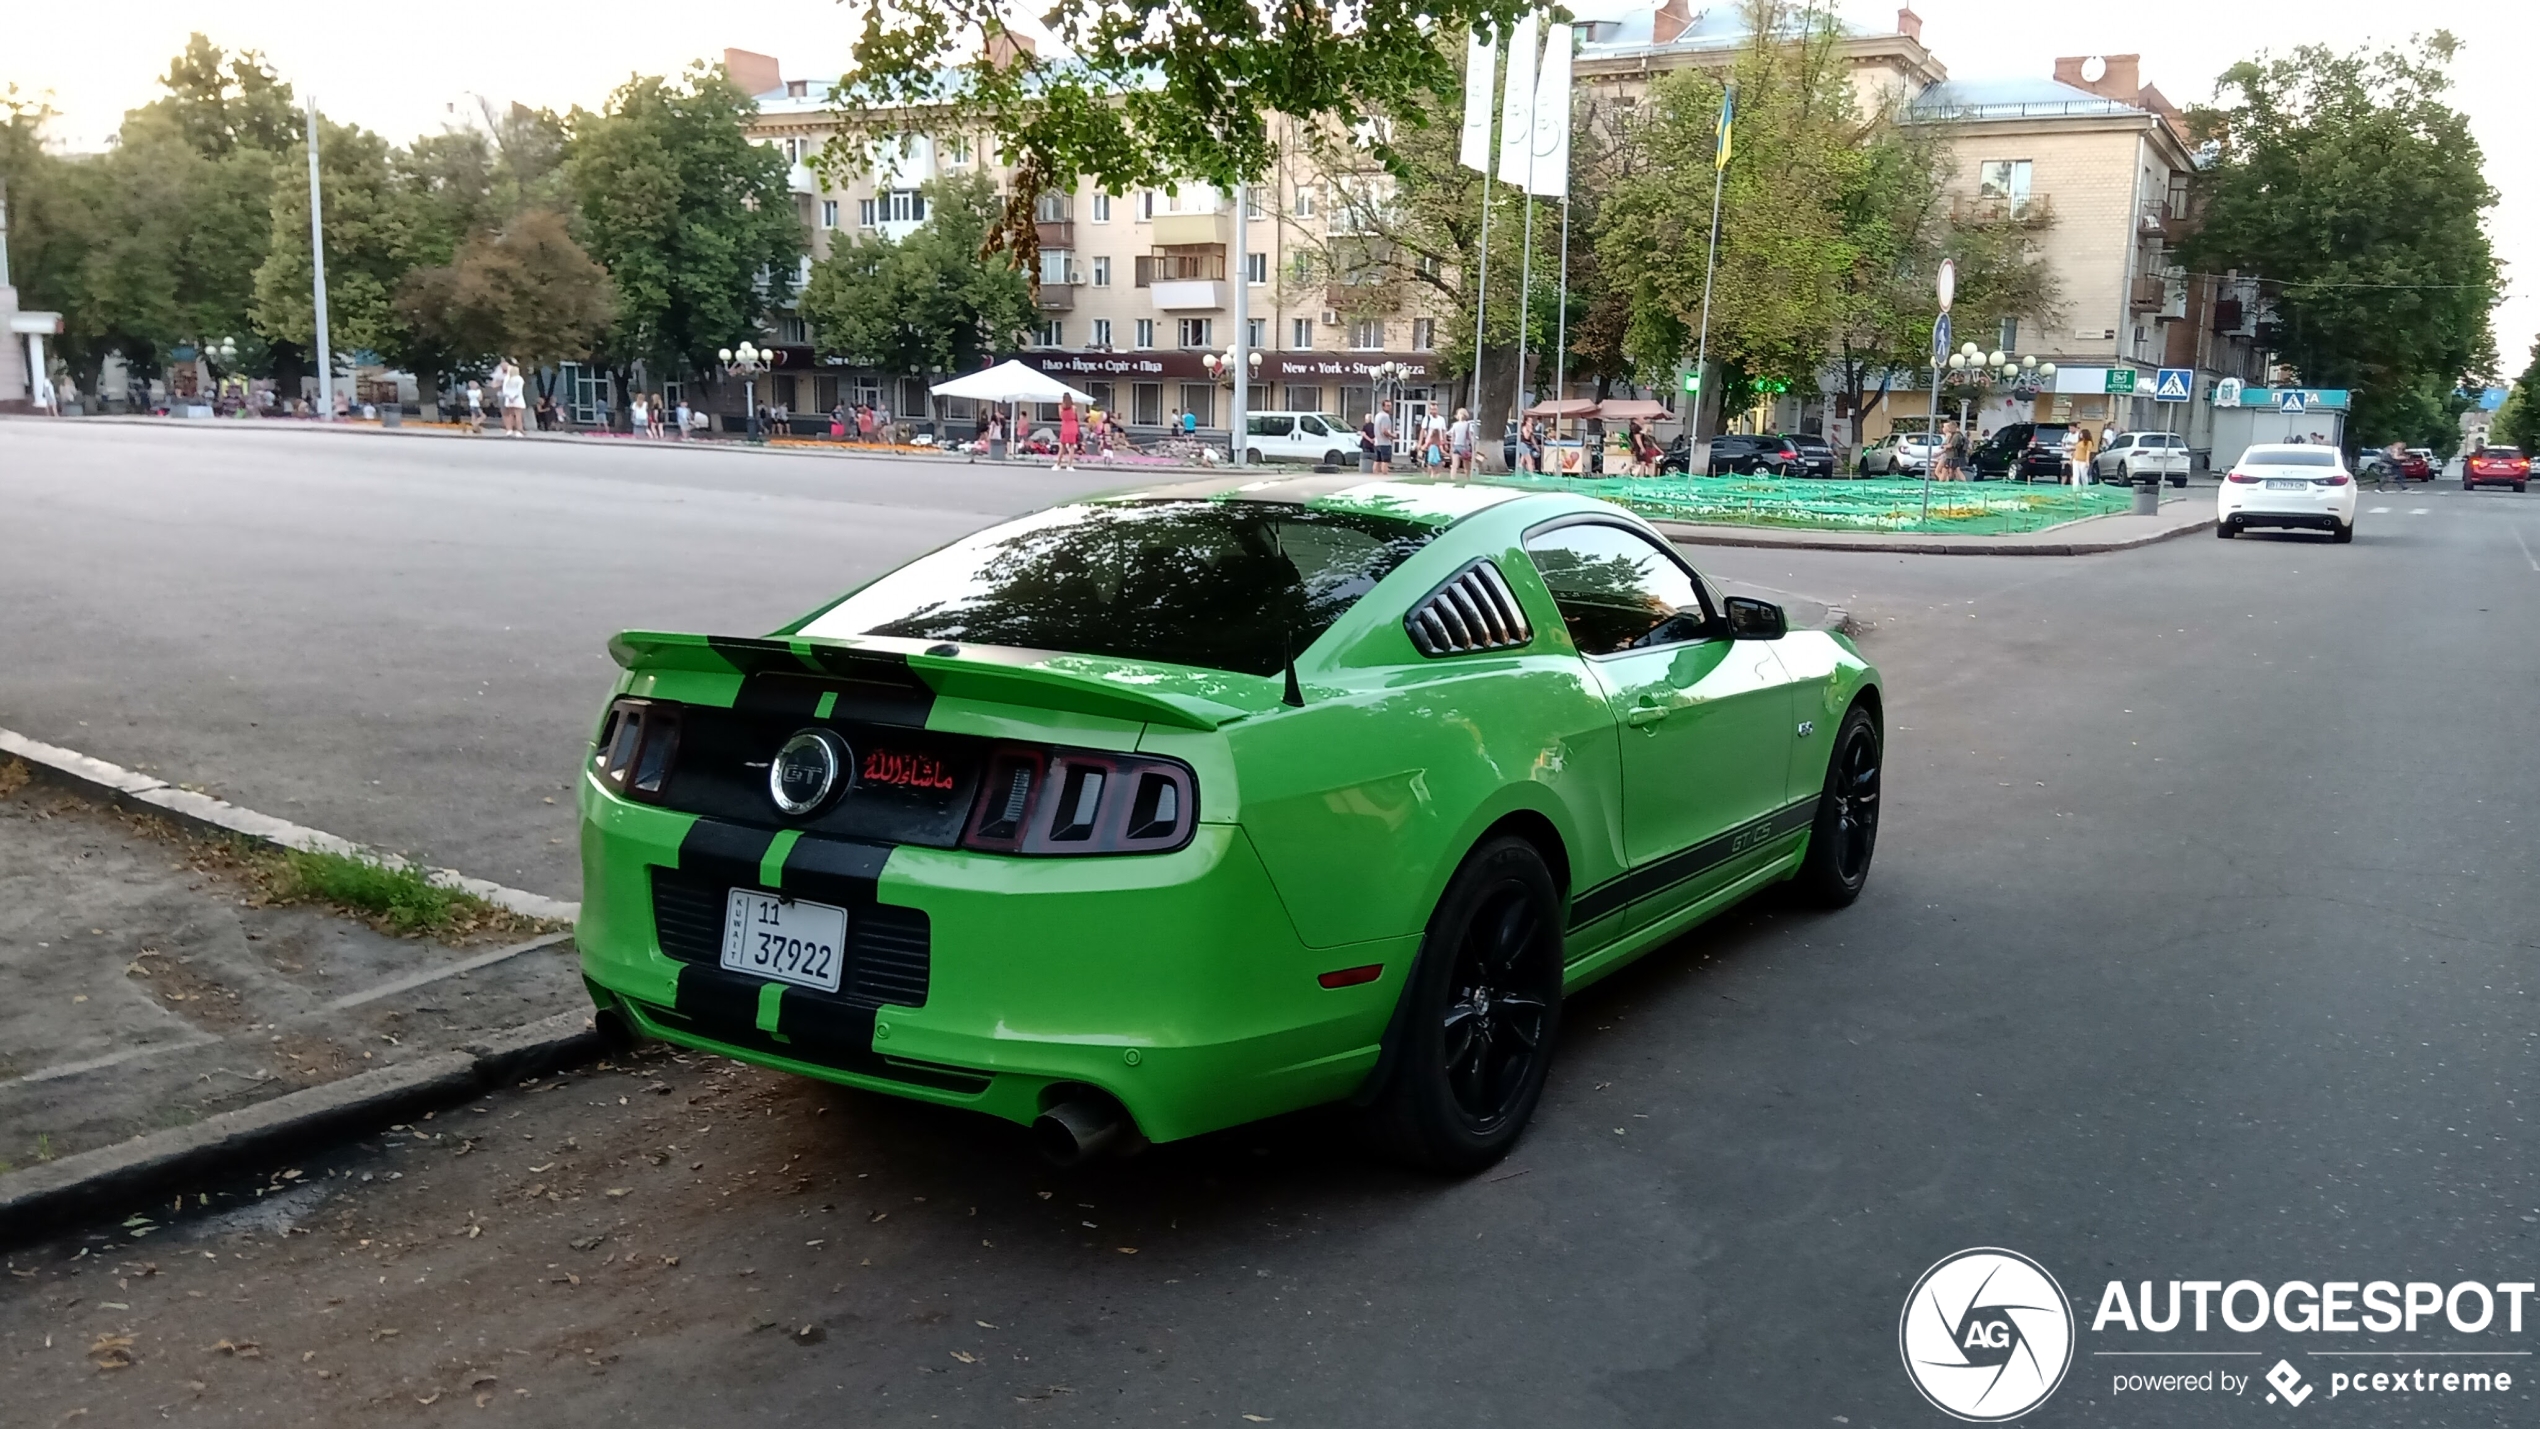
[0,726,578,923]
[1657,511,2216,556]
[0,1011,603,1244]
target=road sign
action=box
[2278,389,2307,414]
[2104,369,2138,395]
[2214,377,2243,406]
[1937,258,1956,313]
[1931,312,1952,366]
[2153,368,2192,402]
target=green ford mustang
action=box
[577,474,1881,1170]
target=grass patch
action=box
[1482,473,2135,535]
[263,847,542,939]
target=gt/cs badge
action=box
[769,729,852,816]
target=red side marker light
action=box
[1317,964,1384,989]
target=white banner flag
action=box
[1457,29,1496,174]
[1528,21,1572,198]
[1496,12,1539,188]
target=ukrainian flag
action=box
[1715,83,1736,171]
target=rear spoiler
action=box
[608,631,1273,732]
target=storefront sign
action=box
[1258,353,1438,383]
[1019,351,1211,381]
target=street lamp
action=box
[198,336,241,414]
[1201,348,1264,463]
[719,341,770,443]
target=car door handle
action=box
[1626,704,1669,727]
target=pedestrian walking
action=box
[1448,407,1477,475]
[500,361,527,436]
[874,402,892,444]
[463,380,484,434]
[1372,400,1396,475]
[630,391,650,439]
[674,397,692,439]
[2069,424,2095,488]
[1056,395,1081,469]
[1937,420,1968,481]
[1519,416,1545,474]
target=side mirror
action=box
[1723,596,1787,641]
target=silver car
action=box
[2091,431,2192,487]
[1859,431,1939,476]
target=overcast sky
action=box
[6,1,2528,371]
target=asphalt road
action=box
[5,427,2539,1427]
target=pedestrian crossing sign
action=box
[2154,368,2192,402]
[2278,390,2307,414]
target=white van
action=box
[1243,412,1358,466]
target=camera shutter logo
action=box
[1899,1248,2075,1421]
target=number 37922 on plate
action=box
[720,890,848,994]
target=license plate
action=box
[2264,479,2307,490]
[720,890,848,993]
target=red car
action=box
[2400,448,2436,481]
[2466,447,2530,492]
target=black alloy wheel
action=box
[1362,837,1563,1172]
[1794,704,1882,907]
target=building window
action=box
[1034,319,1063,347]
[1417,254,1442,280]
[874,189,926,223]
[1412,318,1435,351]
[779,315,808,344]
[1998,317,2019,351]
[1034,192,1070,223]
[1177,318,1213,349]
[1291,252,1314,284]
[1091,256,1110,287]
[1291,318,1314,349]
[1978,159,2033,216]
[1247,318,1266,348]
[1132,382,1162,425]
[943,134,971,166]
[1091,192,1111,222]
[1293,185,1317,218]
[1246,252,1267,285]
[1349,319,1383,351]
[1139,190,1157,220]
[1092,318,1113,348]
[1285,384,1322,413]
[820,200,839,229]
[1039,250,1074,285]
[1180,383,1214,427]
[857,198,877,228]
[1134,319,1155,350]
[1087,381,1114,411]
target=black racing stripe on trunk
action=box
[704,635,813,677]
[677,818,779,887]
[1565,795,1822,932]
[776,989,878,1061]
[673,962,764,1028]
[781,834,893,904]
[732,670,935,727]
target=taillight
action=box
[959,743,1197,855]
[593,697,681,800]
[2226,471,2259,484]
[2323,474,2350,486]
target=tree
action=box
[251,117,434,371]
[2488,342,2540,453]
[2182,34,2498,449]
[395,209,615,384]
[565,65,801,413]
[827,0,1530,257]
[796,173,1032,404]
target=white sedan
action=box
[2217,444,2357,542]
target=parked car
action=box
[1969,423,2076,482]
[2402,448,2437,481]
[1787,435,1839,478]
[1658,434,1693,475]
[1242,411,1358,467]
[1706,433,1804,476]
[2464,446,2529,492]
[2217,443,2356,542]
[1858,431,1938,476]
[2090,431,2191,487]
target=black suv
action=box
[1969,422,2074,482]
[1707,433,1806,475]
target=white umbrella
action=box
[928,360,1093,405]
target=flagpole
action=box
[1691,83,1731,461]
[1469,100,1494,428]
[1515,194,1534,426]
[1552,194,1570,413]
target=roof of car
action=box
[1100,473,1537,526]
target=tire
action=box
[2465,477,2476,491]
[1793,704,1882,908]
[2518,482,2529,494]
[1246,447,1264,465]
[2216,521,2237,538]
[1324,450,1346,467]
[2332,521,2354,544]
[2169,475,2187,488]
[1359,837,1564,1174]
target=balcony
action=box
[1035,220,1075,249]
[2128,277,2167,312]
[1035,282,1077,311]
[1149,280,1226,311]
[1151,210,1233,247]
[787,162,818,196]
[1135,249,1227,287]
[1326,281,1402,312]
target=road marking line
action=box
[2515,524,2540,572]
[329,931,576,1009]
[2409,508,2429,515]
[13,1032,221,1085]
[2368,506,2392,514]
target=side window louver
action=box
[1405,560,1533,658]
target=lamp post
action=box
[1944,341,2055,454]
[200,336,239,414]
[719,342,770,443]
[1201,346,1263,463]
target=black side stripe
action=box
[781,834,893,904]
[1567,795,1820,931]
[677,818,778,888]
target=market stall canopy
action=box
[1596,399,1670,421]
[929,361,1094,405]
[1521,398,1601,419]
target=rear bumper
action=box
[575,777,1408,1143]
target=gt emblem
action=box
[1796,720,1815,737]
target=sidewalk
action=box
[1655,490,2213,556]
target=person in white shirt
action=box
[1448,407,1478,475]
[463,381,483,433]
[499,361,528,436]
[630,392,649,438]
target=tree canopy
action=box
[797,173,1031,385]
[2182,33,2497,448]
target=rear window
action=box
[2481,447,2523,458]
[797,500,1438,677]
[2245,448,2338,467]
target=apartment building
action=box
[731,48,1448,437]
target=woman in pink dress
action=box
[1057,396,1081,470]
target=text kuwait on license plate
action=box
[721,890,849,993]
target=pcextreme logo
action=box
[1900,1248,2077,1421]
